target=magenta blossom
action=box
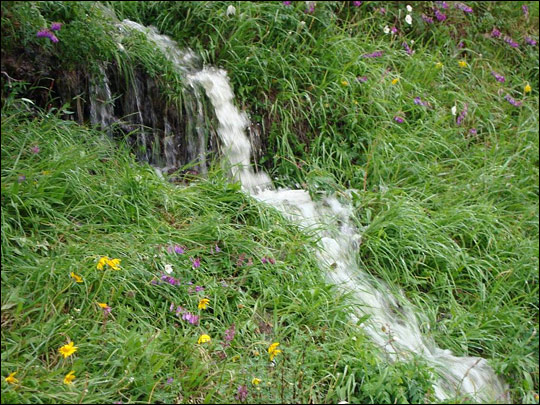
[362,51,383,58]
[394,116,405,124]
[31,145,40,154]
[390,26,398,34]
[469,128,477,135]
[191,257,201,268]
[455,2,473,13]
[522,5,529,17]
[421,14,434,24]
[356,75,368,83]
[434,9,447,22]
[490,71,505,83]
[456,103,468,126]
[402,41,414,55]
[222,324,236,348]
[491,28,501,38]
[525,37,537,46]
[51,22,62,31]
[182,313,199,325]
[353,1,362,6]
[235,385,248,402]
[436,1,449,9]
[503,36,519,48]
[504,94,522,107]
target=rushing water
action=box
[120,20,508,403]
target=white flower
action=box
[164,264,173,274]
[383,25,390,34]
[451,106,457,116]
[299,21,306,27]
[405,14,412,25]
[226,5,236,16]
[406,4,413,12]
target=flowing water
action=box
[119,20,508,403]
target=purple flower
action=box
[503,36,519,48]
[457,103,468,126]
[353,1,362,6]
[167,244,185,254]
[362,51,383,58]
[414,97,428,107]
[235,385,248,402]
[166,377,174,385]
[504,94,522,107]
[214,244,221,253]
[490,71,505,83]
[356,75,368,83]
[191,257,201,268]
[305,2,315,13]
[378,7,386,14]
[421,14,434,24]
[31,145,40,154]
[283,1,292,5]
[394,116,405,124]
[402,41,414,55]
[222,324,236,348]
[36,29,51,38]
[491,28,501,38]
[457,41,465,48]
[18,175,26,183]
[434,9,447,22]
[469,128,477,135]
[195,285,204,293]
[49,34,59,43]
[522,5,529,17]
[436,1,449,9]
[525,37,537,46]
[390,26,398,34]
[455,3,473,13]
[51,22,62,31]
[182,312,199,325]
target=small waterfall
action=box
[89,64,115,135]
[116,20,508,403]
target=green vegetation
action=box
[1,1,539,403]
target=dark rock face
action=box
[1,47,218,176]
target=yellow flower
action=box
[341,80,349,86]
[435,62,443,69]
[5,372,18,384]
[198,298,210,310]
[58,341,78,358]
[268,342,282,361]
[458,60,467,68]
[63,370,76,385]
[252,378,262,385]
[97,302,108,309]
[41,170,51,175]
[197,334,211,344]
[391,78,399,85]
[107,258,121,270]
[524,84,531,93]
[70,272,83,283]
[97,256,108,270]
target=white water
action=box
[121,20,508,403]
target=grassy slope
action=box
[1,1,539,403]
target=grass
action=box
[1,1,539,403]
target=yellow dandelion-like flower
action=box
[391,78,400,85]
[341,80,349,86]
[97,256,108,270]
[5,372,18,384]
[58,341,78,358]
[435,62,443,69]
[458,60,467,68]
[268,342,282,361]
[197,334,211,344]
[524,84,531,93]
[198,298,210,310]
[107,258,121,270]
[63,370,76,385]
[70,272,83,283]
[97,302,108,309]
[252,378,262,385]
